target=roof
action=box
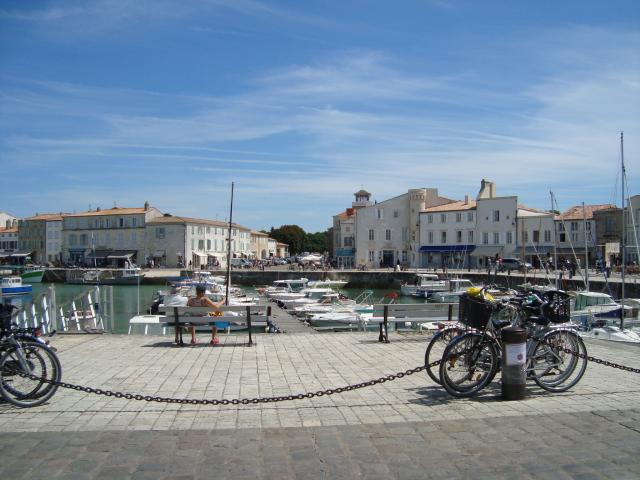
[557,204,617,221]
[517,206,553,218]
[0,227,17,234]
[146,215,250,231]
[24,213,66,221]
[354,189,371,196]
[251,230,269,237]
[517,205,551,214]
[64,207,150,218]
[423,200,476,213]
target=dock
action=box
[0,331,638,479]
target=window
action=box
[482,232,489,244]
[558,223,565,232]
[559,233,566,242]
[69,234,77,246]
[440,214,446,223]
[571,222,578,231]
[119,218,124,228]
[155,227,165,239]
[191,226,195,234]
[401,228,408,242]
[198,226,204,235]
[467,212,474,222]
[456,213,462,222]
[207,239,211,250]
[493,210,500,222]
[454,231,461,243]
[132,217,137,227]
[368,251,375,262]
[191,239,195,250]
[427,215,433,224]
[506,231,513,244]
[344,236,354,247]
[533,230,540,243]
[80,234,88,246]
[368,229,374,241]
[493,232,500,244]
[385,229,391,241]
[571,232,578,242]
[377,208,383,219]
[428,232,433,244]
[198,240,204,250]
[441,231,447,243]
[393,210,399,218]
[544,230,551,242]
[468,231,474,243]
[206,226,210,234]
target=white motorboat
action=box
[400,273,447,297]
[264,278,309,299]
[279,288,336,309]
[570,291,633,326]
[580,325,640,343]
[1,276,32,295]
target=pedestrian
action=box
[187,285,225,345]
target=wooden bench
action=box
[372,303,458,343]
[158,305,272,346]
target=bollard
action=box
[501,326,527,400]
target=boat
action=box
[306,279,348,290]
[66,267,145,285]
[264,278,309,301]
[400,273,447,297]
[570,291,633,325]
[428,278,475,302]
[20,266,45,283]
[580,325,640,343]
[1,277,32,295]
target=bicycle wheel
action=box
[530,330,587,393]
[0,342,62,408]
[439,332,499,397]
[425,327,464,384]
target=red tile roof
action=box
[557,204,617,221]
[0,227,17,233]
[64,207,150,218]
[24,213,66,221]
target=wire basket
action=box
[458,293,494,329]
[541,290,571,324]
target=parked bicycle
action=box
[438,288,587,397]
[0,303,62,407]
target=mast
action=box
[582,202,589,291]
[225,182,235,306]
[551,191,559,289]
[620,132,625,330]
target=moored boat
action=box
[1,277,32,295]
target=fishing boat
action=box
[1,277,32,295]
[20,266,45,283]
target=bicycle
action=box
[439,288,587,397]
[0,304,62,408]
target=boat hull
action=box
[21,269,45,283]
[1,285,32,295]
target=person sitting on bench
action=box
[187,284,225,345]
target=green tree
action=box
[304,230,328,253]
[270,225,306,255]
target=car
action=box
[500,258,531,272]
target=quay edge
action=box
[42,268,640,298]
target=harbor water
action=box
[9,283,426,334]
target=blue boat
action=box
[1,277,33,295]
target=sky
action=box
[1,0,639,232]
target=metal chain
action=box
[556,344,640,374]
[4,358,443,405]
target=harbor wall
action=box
[42,268,640,298]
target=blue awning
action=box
[419,245,475,253]
[335,248,355,256]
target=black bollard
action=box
[501,326,527,400]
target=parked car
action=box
[500,258,531,272]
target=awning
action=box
[7,252,33,258]
[192,252,207,258]
[86,249,111,260]
[206,252,218,257]
[419,245,475,253]
[335,248,355,256]
[470,246,506,257]
[107,250,136,260]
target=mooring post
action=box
[447,303,453,322]
[246,306,253,346]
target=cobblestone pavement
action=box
[0,332,638,479]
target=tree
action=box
[270,225,306,255]
[304,230,328,253]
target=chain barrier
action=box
[5,358,442,406]
[5,340,640,406]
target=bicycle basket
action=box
[541,290,571,324]
[458,293,494,329]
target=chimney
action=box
[96,207,101,212]
[12,219,17,228]
[464,195,469,205]
[144,201,150,211]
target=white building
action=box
[18,213,65,264]
[471,180,518,267]
[62,203,162,266]
[419,197,476,269]
[555,204,614,266]
[355,188,452,268]
[625,194,640,264]
[332,189,373,268]
[0,225,18,256]
[145,215,251,268]
[515,207,555,267]
[0,212,17,229]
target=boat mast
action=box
[582,202,589,291]
[551,191,559,289]
[620,132,625,330]
[225,182,235,306]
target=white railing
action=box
[10,285,114,333]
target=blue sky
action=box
[1,0,638,232]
